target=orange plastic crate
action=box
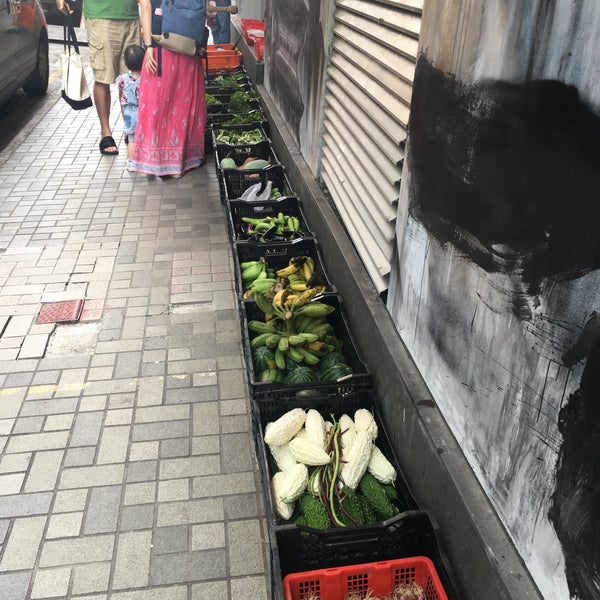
[283,557,448,600]
[206,45,242,72]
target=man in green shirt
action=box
[56,0,140,155]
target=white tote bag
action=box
[61,14,92,110]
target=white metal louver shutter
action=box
[320,0,423,293]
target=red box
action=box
[241,18,265,45]
[283,557,448,600]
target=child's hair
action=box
[124,44,145,72]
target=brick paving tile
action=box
[0,87,270,600]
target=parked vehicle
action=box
[0,0,49,106]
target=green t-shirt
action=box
[83,0,139,20]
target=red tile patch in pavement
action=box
[36,300,84,324]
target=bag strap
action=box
[63,12,81,54]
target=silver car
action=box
[0,0,49,106]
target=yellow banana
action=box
[301,260,313,282]
[290,282,309,292]
[291,288,319,310]
[276,262,301,277]
[272,289,287,311]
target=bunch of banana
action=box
[240,212,303,241]
[240,258,276,298]
[249,291,340,369]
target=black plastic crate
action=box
[270,510,460,600]
[206,90,261,115]
[213,123,273,169]
[227,196,312,242]
[212,123,274,200]
[205,82,253,95]
[205,111,268,154]
[255,396,455,598]
[208,110,268,132]
[224,164,294,202]
[241,294,372,399]
[233,238,335,299]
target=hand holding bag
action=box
[61,13,92,110]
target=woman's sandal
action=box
[99,136,119,155]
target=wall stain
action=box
[549,312,600,600]
[408,57,600,299]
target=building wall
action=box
[387,1,600,599]
[263,0,330,174]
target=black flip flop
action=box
[99,136,119,155]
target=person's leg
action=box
[212,0,231,44]
[94,82,114,144]
[86,18,140,154]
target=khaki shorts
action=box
[86,18,140,85]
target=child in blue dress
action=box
[116,45,145,171]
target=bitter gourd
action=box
[298,492,330,529]
[358,472,399,520]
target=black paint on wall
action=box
[408,57,600,299]
[549,313,600,600]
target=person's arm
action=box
[55,0,73,14]
[138,0,157,75]
[212,4,238,13]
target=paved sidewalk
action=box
[0,93,269,599]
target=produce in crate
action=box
[248,292,356,384]
[242,255,327,298]
[238,211,306,242]
[215,127,265,145]
[345,582,426,600]
[223,110,265,125]
[210,72,249,87]
[266,408,401,527]
[229,90,259,112]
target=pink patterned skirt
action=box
[131,48,207,177]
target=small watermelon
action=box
[260,369,284,383]
[318,350,347,372]
[285,365,318,385]
[253,346,276,372]
[320,362,353,382]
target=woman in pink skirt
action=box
[132,0,238,178]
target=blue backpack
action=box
[151,0,209,56]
